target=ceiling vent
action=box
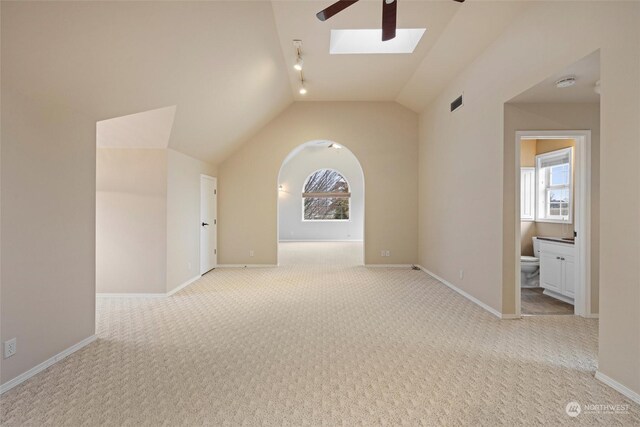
[450,94,463,112]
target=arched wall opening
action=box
[277,140,365,265]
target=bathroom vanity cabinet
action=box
[538,239,575,304]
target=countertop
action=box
[536,236,575,245]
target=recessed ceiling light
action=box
[555,76,577,88]
[330,28,426,54]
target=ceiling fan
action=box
[316,0,465,42]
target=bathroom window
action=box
[536,147,573,223]
[302,169,350,221]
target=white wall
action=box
[278,144,364,241]
[166,149,217,293]
[96,148,216,295]
[96,148,167,294]
[418,1,639,396]
[218,102,419,266]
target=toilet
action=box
[521,237,540,288]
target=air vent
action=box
[451,94,463,112]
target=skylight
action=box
[330,28,426,55]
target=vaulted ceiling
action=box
[2,1,529,164]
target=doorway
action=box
[200,175,217,274]
[515,131,591,317]
[276,141,365,266]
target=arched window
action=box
[303,169,350,220]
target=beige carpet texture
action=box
[1,266,639,425]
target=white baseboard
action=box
[167,274,201,296]
[0,335,97,395]
[500,314,522,320]
[595,371,640,405]
[365,264,414,268]
[279,239,363,243]
[583,313,599,319]
[97,274,202,298]
[217,264,277,268]
[96,292,166,298]
[416,265,503,319]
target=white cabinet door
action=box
[563,255,575,297]
[540,252,563,293]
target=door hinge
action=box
[214,249,217,255]
[214,219,217,225]
[214,189,217,195]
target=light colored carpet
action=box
[1,266,639,425]
[278,241,363,265]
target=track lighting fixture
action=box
[293,40,307,96]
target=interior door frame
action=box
[514,130,592,317]
[200,174,217,275]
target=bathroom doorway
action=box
[514,131,592,317]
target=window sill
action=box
[535,219,573,225]
[302,219,351,223]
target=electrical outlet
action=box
[249,250,254,257]
[385,250,390,257]
[459,269,464,280]
[381,250,385,257]
[4,338,17,359]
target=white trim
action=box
[365,264,413,268]
[199,174,216,182]
[595,371,640,405]
[500,314,521,320]
[514,130,592,318]
[96,292,165,298]
[200,174,218,275]
[97,275,202,298]
[217,264,277,268]
[416,265,505,319]
[279,239,364,243]
[535,147,574,224]
[0,335,97,395]
[584,313,599,319]
[167,274,201,297]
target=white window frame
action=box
[520,167,535,221]
[301,169,351,222]
[535,147,573,224]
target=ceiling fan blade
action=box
[381,0,397,41]
[316,0,359,21]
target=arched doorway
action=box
[277,140,365,265]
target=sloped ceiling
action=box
[2,1,292,164]
[2,1,530,164]
[509,50,600,104]
[97,106,177,149]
